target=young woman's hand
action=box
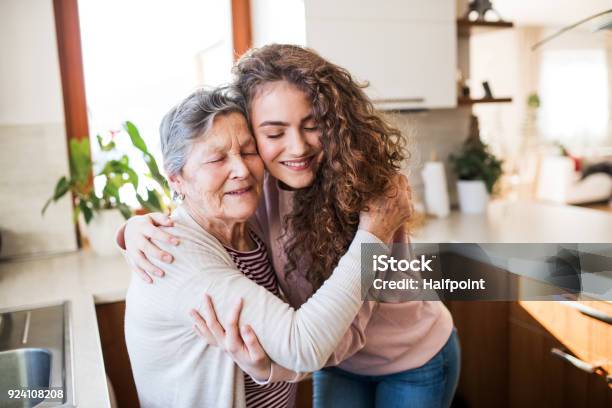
[191,295,272,383]
[123,213,180,283]
[359,173,413,243]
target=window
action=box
[538,48,609,146]
[78,0,233,206]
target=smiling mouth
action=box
[225,186,253,196]
[280,156,314,171]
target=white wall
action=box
[0,0,77,258]
[0,0,65,125]
[250,0,306,47]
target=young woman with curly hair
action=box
[118,44,460,407]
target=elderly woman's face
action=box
[173,112,264,222]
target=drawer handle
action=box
[576,306,612,325]
[556,297,612,325]
[550,348,601,374]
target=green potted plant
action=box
[42,121,170,254]
[449,117,503,213]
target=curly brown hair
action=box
[234,44,408,289]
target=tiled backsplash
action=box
[0,123,77,258]
[0,0,77,259]
[390,107,472,207]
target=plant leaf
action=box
[146,189,163,212]
[144,153,169,193]
[123,121,170,198]
[42,176,71,215]
[124,121,148,153]
[136,189,163,213]
[41,198,53,215]
[117,203,132,220]
[89,192,101,210]
[69,138,92,191]
[97,134,116,151]
[79,200,93,224]
[126,167,139,188]
[136,194,148,211]
[53,176,70,200]
[103,181,121,202]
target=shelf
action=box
[457,19,514,36]
[458,97,513,105]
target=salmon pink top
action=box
[256,173,454,378]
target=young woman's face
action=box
[250,81,324,189]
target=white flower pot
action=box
[457,180,489,214]
[85,209,126,256]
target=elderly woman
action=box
[124,88,411,408]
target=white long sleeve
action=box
[156,206,386,372]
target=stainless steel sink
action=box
[0,303,73,407]
[0,348,51,406]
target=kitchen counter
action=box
[0,199,611,407]
[412,199,612,302]
[0,250,131,407]
[412,199,612,243]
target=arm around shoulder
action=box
[159,226,386,373]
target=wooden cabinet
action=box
[306,19,456,110]
[251,0,457,110]
[446,300,510,407]
[96,301,140,408]
[446,250,612,408]
[509,301,612,407]
[448,300,612,408]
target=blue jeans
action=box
[313,328,460,408]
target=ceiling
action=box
[492,0,611,27]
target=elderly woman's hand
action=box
[359,173,413,243]
[191,295,272,383]
[123,212,180,283]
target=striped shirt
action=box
[224,231,297,408]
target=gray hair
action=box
[159,87,247,179]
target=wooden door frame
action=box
[53,0,90,246]
[53,0,90,143]
[231,0,253,59]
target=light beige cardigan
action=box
[124,205,384,408]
